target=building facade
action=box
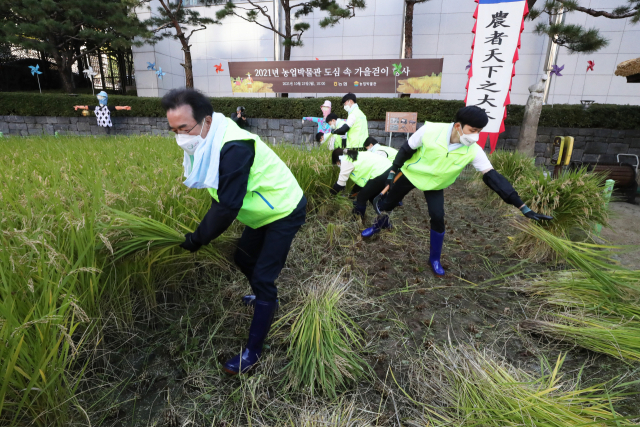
[133,0,640,105]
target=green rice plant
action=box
[522,316,640,362]
[97,209,230,266]
[275,274,370,398]
[407,344,635,426]
[512,221,632,291]
[487,149,538,183]
[271,145,337,209]
[472,151,610,260]
[516,261,640,362]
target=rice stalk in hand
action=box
[98,209,228,266]
[275,274,370,398]
[407,344,634,426]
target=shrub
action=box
[2,92,640,129]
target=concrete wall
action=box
[3,115,639,168]
[132,0,640,105]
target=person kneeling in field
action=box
[363,136,398,161]
[162,88,307,375]
[330,148,392,222]
[324,113,347,149]
[361,106,552,278]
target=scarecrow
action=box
[73,91,131,135]
[362,106,553,277]
[302,100,332,135]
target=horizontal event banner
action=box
[227,59,443,94]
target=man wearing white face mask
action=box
[162,88,306,376]
[330,93,369,148]
[362,106,552,277]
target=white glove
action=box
[301,119,305,124]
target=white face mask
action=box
[329,122,337,130]
[457,127,480,147]
[175,119,205,155]
[344,104,351,113]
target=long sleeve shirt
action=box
[191,140,255,245]
[303,116,332,134]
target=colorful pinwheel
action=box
[147,62,156,71]
[214,63,224,73]
[550,64,564,77]
[587,60,595,72]
[156,67,166,80]
[28,65,43,93]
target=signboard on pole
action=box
[228,59,444,94]
[385,112,418,133]
[465,0,528,152]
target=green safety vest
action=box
[401,122,480,191]
[322,119,347,150]
[371,144,398,162]
[207,119,303,229]
[346,104,369,149]
[348,151,392,187]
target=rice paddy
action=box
[1,137,639,425]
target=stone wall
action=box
[2,115,639,167]
[495,126,640,166]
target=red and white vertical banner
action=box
[465,0,528,152]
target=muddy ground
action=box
[81,181,640,426]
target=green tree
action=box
[528,0,640,53]
[0,0,150,93]
[140,0,220,88]
[214,0,366,61]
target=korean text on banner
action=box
[465,0,528,152]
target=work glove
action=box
[180,233,202,253]
[330,183,345,196]
[386,170,396,188]
[520,205,553,222]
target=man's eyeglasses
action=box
[169,121,201,135]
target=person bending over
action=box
[362,106,552,277]
[330,148,392,222]
[363,136,398,161]
[162,88,306,375]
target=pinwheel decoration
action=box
[147,62,156,71]
[83,66,98,95]
[28,64,43,94]
[587,60,595,72]
[550,64,564,77]
[156,67,166,80]
[214,63,224,73]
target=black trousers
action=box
[355,167,392,209]
[233,196,307,302]
[380,174,445,233]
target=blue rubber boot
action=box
[361,214,392,238]
[223,299,278,375]
[241,295,256,306]
[429,230,446,277]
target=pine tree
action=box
[214,0,366,61]
[403,0,431,60]
[0,0,150,93]
[529,0,640,53]
[141,0,220,88]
